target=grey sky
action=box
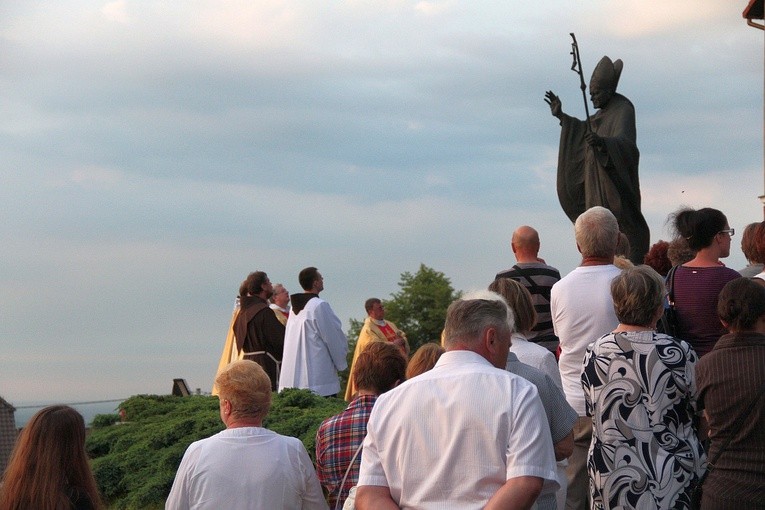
[0,0,762,402]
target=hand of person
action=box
[585,131,605,150]
[544,91,562,118]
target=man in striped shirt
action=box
[496,225,561,354]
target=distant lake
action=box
[12,400,124,428]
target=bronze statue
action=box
[545,37,649,264]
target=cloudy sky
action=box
[1,1,762,404]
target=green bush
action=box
[87,391,345,509]
[91,413,120,428]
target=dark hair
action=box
[717,277,765,332]
[740,223,762,263]
[0,406,103,510]
[239,271,268,297]
[352,341,407,394]
[753,222,765,265]
[364,298,381,314]
[667,237,696,267]
[643,240,671,276]
[671,207,727,251]
[298,267,319,291]
[406,343,445,379]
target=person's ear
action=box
[484,328,498,353]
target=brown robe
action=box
[233,295,285,390]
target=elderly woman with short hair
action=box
[166,360,328,510]
[582,265,706,510]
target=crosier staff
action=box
[569,33,591,133]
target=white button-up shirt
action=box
[166,427,328,510]
[358,350,559,510]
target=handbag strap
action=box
[335,440,364,510]
[666,265,678,306]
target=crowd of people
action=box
[2,206,764,510]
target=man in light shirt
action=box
[279,267,348,397]
[166,360,327,510]
[356,294,558,510]
[550,206,620,510]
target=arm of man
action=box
[296,442,330,510]
[315,301,348,371]
[165,445,199,510]
[356,486,400,510]
[484,476,543,510]
[554,432,574,461]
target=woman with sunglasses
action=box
[670,207,740,357]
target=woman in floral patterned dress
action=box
[582,265,706,509]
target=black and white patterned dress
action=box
[582,331,706,510]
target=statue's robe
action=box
[556,93,649,264]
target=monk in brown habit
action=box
[233,271,285,391]
[545,56,649,264]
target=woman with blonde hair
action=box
[489,277,561,387]
[0,405,102,510]
[166,360,327,510]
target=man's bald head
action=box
[511,226,541,262]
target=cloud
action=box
[414,1,453,16]
[596,0,730,38]
[101,1,130,24]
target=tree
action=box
[339,264,459,396]
[383,264,461,352]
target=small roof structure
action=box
[744,0,764,29]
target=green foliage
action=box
[91,413,120,428]
[383,264,461,351]
[87,391,345,509]
[266,389,345,460]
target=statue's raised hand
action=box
[545,91,562,118]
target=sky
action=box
[1,1,762,405]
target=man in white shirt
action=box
[550,206,620,510]
[279,267,349,397]
[356,294,559,510]
[166,360,327,510]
